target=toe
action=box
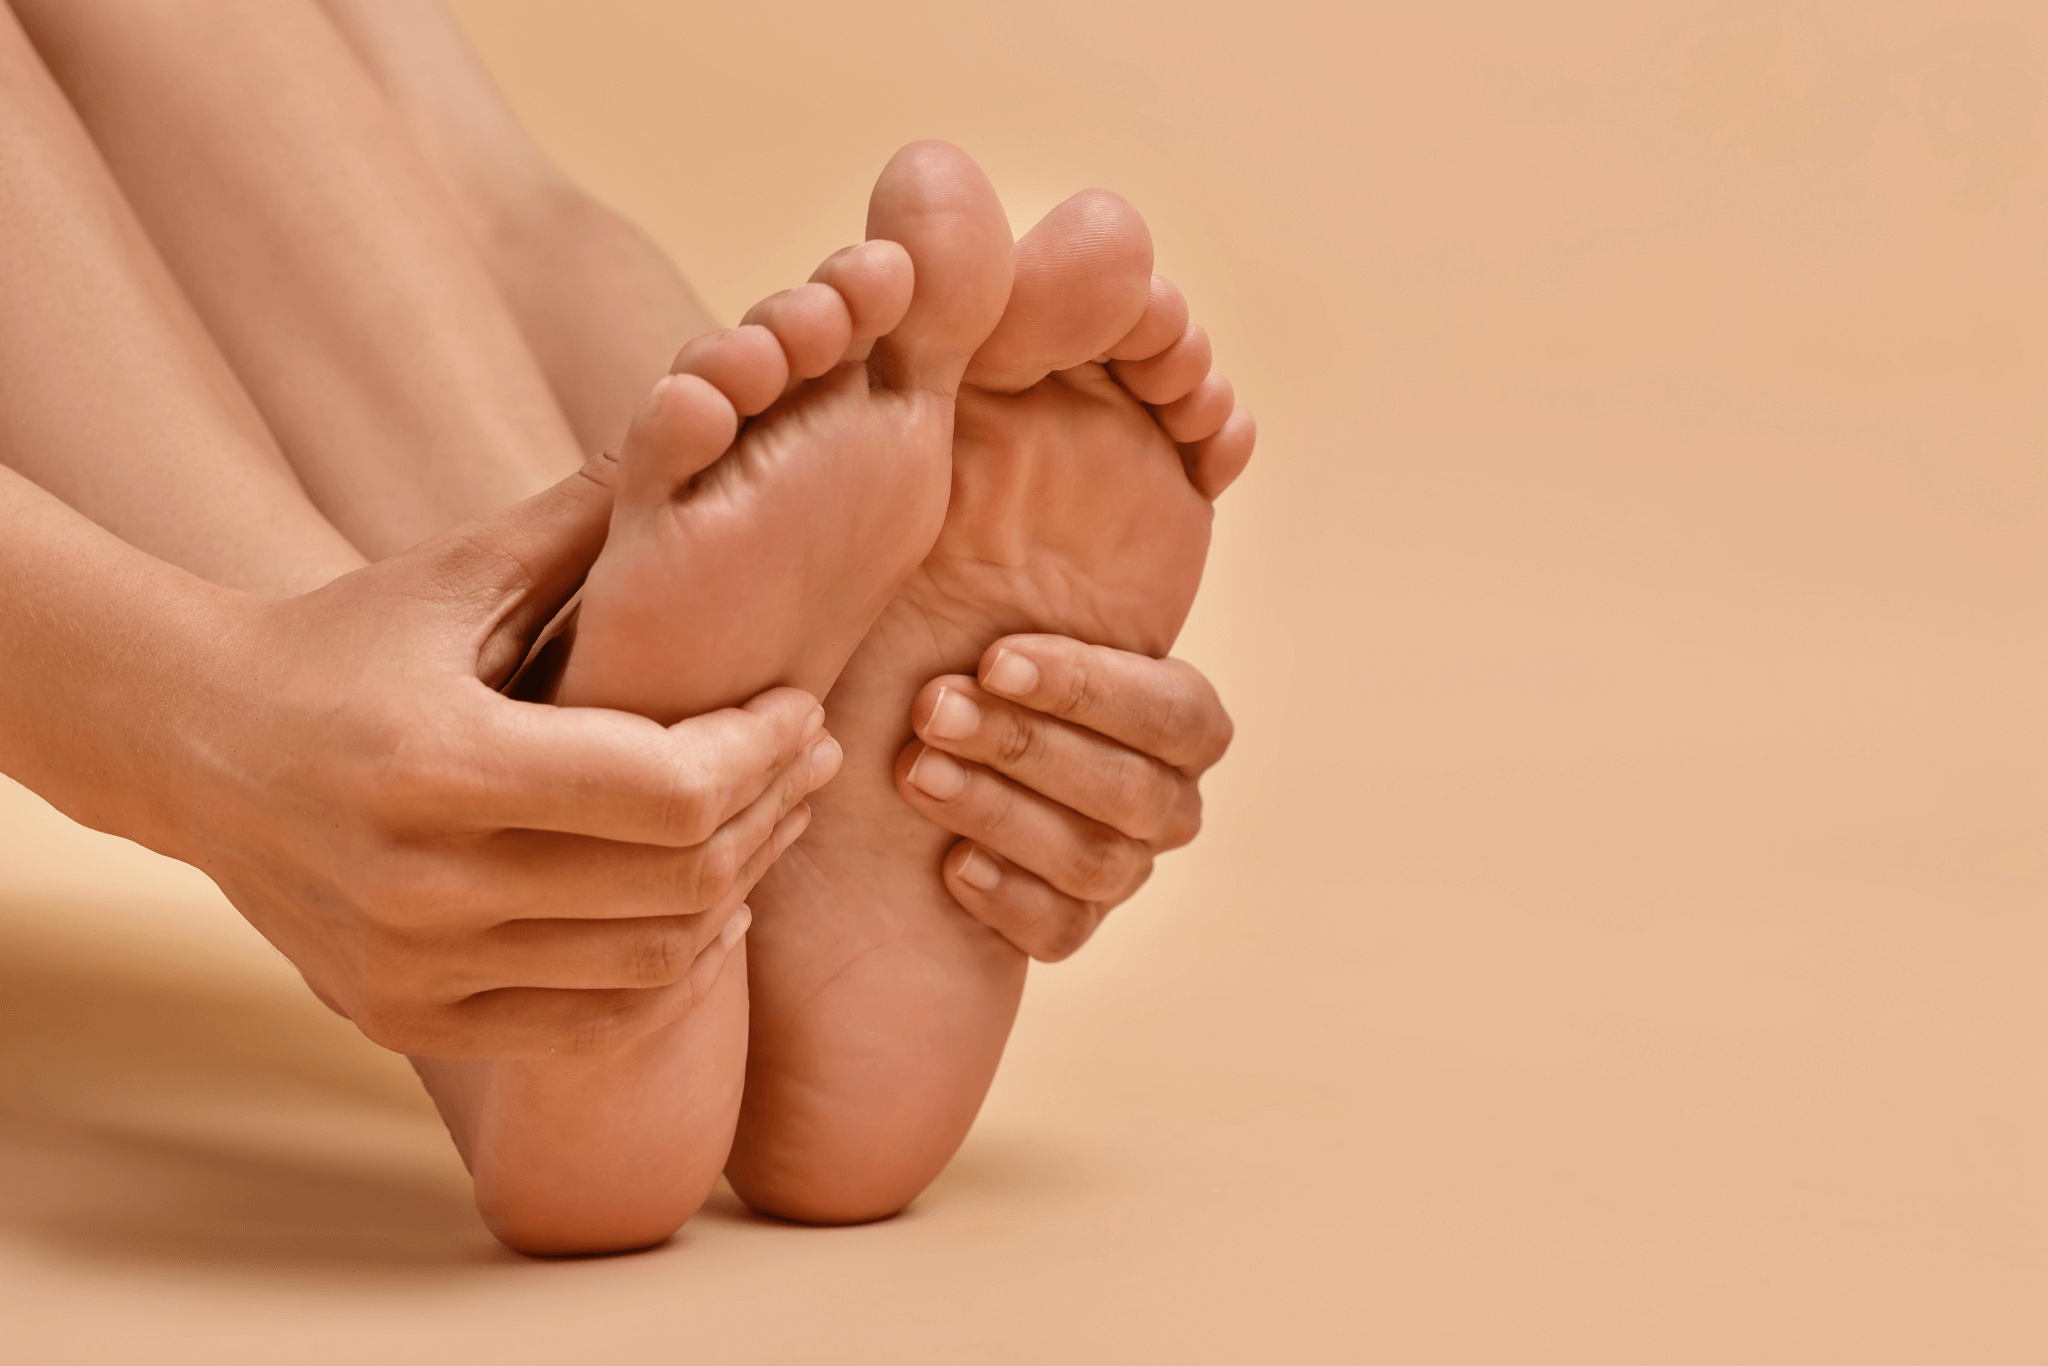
[1155,372,1235,443]
[740,283,855,381]
[1112,322,1213,405]
[616,374,739,506]
[1183,405,1256,501]
[668,326,789,416]
[964,188,1154,394]
[1105,275,1190,362]
[863,141,1014,393]
[810,240,914,341]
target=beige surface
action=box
[5,1,2045,1360]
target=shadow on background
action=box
[0,896,498,1274]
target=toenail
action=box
[956,846,1003,892]
[907,748,969,801]
[983,650,1039,698]
[809,737,844,789]
[926,687,982,740]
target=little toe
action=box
[810,240,914,341]
[740,283,855,381]
[1155,372,1236,444]
[1184,405,1257,501]
[863,140,1014,392]
[616,373,740,506]
[964,188,1154,394]
[668,326,789,416]
[1112,322,1213,405]
[1105,275,1190,362]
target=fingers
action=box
[389,921,748,1061]
[895,741,1156,907]
[468,778,817,925]
[418,685,831,846]
[442,895,752,995]
[418,452,618,682]
[940,841,1109,963]
[909,675,1200,848]
[971,637,1234,774]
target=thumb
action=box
[415,454,620,684]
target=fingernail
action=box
[809,736,844,789]
[956,845,1003,892]
[925,686,981,741]
[983,649,1038,697]
[906,747,968,800]
[801,706,826,743]
[720,904,753,949]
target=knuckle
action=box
[659,765,722,846]
[352,995,430,1055]
[356,857,453,931]
[992,711,1041,769]
[1032,905,1102,963]
[626,922,691,987]
[1054,660,1099,722]
[1160,787,1205,849]
[1066,828,1137,902]
[682,834,740,910]
[1098,751,1160,829]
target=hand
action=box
[893,634,1232,961]
[161,457,841,1059]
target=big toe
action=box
[964,189,1154,394]
[864,141,1014,393]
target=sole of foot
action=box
[731,188,1252,1224]
[555,139,1015,724]
[429,142,1014,1255]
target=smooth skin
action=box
[733,192,1251,1222]
[0,0,820,1254]
[0,0,1249,1252]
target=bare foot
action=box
[417,141,1013,1255]
[554,140,1015,723]
[732,191,1252,1222]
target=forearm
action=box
[0,464,236,854]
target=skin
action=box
[732,193,1252,1222]
[439,142,1014,1253]
[0,0,819,1255]
[1,0,1251,1252]
[12,0,585,558]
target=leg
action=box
[315,0,717,457]
[0,0,750,1255]
[12,0,586,558]
[0,0,359,595]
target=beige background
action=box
[4,0,2044,1361]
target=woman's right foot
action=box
[731,190,1252,1224]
